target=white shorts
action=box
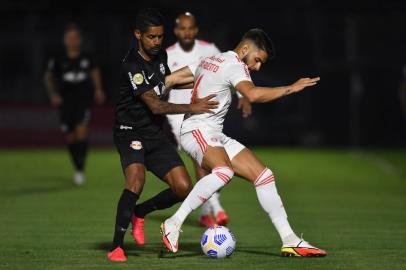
[180,128,246,166]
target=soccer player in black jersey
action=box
[107,9,218,261]
[44,24,105,186]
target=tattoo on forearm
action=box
[141,90,190,114]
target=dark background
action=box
[1,0,405,147]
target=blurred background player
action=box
[44,24,105,185]
[166,12,252,227]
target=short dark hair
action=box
[242,28,275,59]
[135,8,166,33]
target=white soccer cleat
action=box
[74,171,85,186]
[281,238,327,257]
[160,218,182,253]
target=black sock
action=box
[75,140,88,171]
[67,142,80,171]
[134,188,182,218]
[112,189,139,250]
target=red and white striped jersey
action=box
[181,51,252,134]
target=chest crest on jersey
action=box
[159,63,165,75]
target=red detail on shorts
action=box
[192,130,207,153]
[196,129,208,147]
[191,75,204,104]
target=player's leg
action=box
[161,130,234,252]
[231,147,327,257]
[108,131,146,262]
[59,102,82,184]
[194,159,229,226]
[69,122,89,185]
[193,160,216,227]
[71,108,91,185]
[131,137,191,245]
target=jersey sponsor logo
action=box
[62,71,87,82]
[130,140,142,150]
[210,137,218,142]
[160,63,165,74]
[128,72,137,89]
[133,73,144,85]
[148,73,155,80]
[120,125,132,130]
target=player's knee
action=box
[212,166,234,185]
[253,167,275,187]
[173,179,193,199]
[124,166,145,193]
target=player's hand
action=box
[50,94,62,107]
[94,89,106,105]
[237,97,252,118]
[289,77,320,94]
[191,94,219,114]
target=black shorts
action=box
[58,101,91,132]
[113,129,185,179]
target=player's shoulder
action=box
[222,51,243,65]
[196,39,214,46]
[166,43,178,53]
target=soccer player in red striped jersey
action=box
[160,28,327,257]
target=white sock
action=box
[200,201,212,216]
[254,168,300,245]
[171,166,234,225]
[208,192,224,215]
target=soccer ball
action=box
[200,226,236,258]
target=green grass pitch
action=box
[0,148,405,270]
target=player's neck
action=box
[179,41,195,52]
[137,46,155,61]
[67,49,80,59]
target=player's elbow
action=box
[246,92,259,103]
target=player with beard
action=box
[107,9,219,262]
[160,28,327,257]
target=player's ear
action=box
[242,43,250,57]
[195,26,199,35]
[134,29,141,40]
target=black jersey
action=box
[114,46,171,138]
[47,51,96,101]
